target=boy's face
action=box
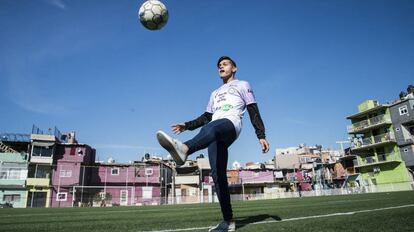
[218,59,237,79]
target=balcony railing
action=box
[347,114,391,133]
[30,156,53,164]
[26,178,50,186]
[351,132,396,150]
[354,152,398,167]
[346,167,356,175]
[365,156,376,164]
[405,138,414,144]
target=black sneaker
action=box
[208,220,236,232]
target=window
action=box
[189,188,196,196]
[120,190,128,205]
[181,189,187,196]
[142,187,152,199]
[32,145,54,157]
[37,166,51,178]
[399,106,408,116]
[3,194,21,202]
[60,170,72,178]
[0,168,25,180]
[111,168,119,175]
[0,170,8,179]
[145,168,153,176]
[28,165,51,178]
[56,192,67,201]
[8,169,21,179]
[70,147,76,156]
[404,148,409,152]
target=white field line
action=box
[144,204,414,232]
[1,198,381,218]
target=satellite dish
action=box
[232,161,241,170]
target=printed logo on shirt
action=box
[221,104,234,111]
[216,92,228,103]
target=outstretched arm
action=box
[247,103,270,153]
[171,112,213,134]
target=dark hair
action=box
[217,56,237,68]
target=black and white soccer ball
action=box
[138,0,169,30]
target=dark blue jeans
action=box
[184,118,237,221]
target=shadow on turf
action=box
[235,214,281,230]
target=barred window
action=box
[399,106,408,116]
[111,168,119,175]
[3,194,21,202]
[57,192,67,201]
[60,170,72,178]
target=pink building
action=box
[228,169,276,196]
[50,140,172,208]
[89,161,171,206]
[50,143,96,208]
[239,170,274,184]
[296,170,312,191]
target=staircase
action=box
[0,141,17,153]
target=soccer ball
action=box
[138,0,169,30]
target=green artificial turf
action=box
[1,191,414,232]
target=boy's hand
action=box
[171,123,186,134]
[259,138,270,153]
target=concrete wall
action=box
[91,164,160,185]
[275,153,300,169]
[50,186,162,207]
[0,152,29,208]
[400,145,414,167]
[53,162,82,186]
[358,100,379,112]
[389,99,414,167]
[0,190,27,208]
[359,162,411,186]
[54,144,96,165]
[239,170,274,184]
[390,99,414,145]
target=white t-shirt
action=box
[206,79,256,137]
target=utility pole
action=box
[164,164,168,205]
[172,165,176,204]
[336,140,350,154]
[81,165,85,206]
[199,167,202,203]
[240,178,244,201]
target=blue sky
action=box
[1,0,413,166]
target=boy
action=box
[157,56,269,232]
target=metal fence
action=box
[66,181,414,208]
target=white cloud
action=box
[43,0,66,10]
[4,28,94,115]
[6,60,68,115]
[94,144,163,151]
